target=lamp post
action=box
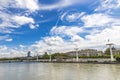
[73,38,80,62]
[48,49,52,62]
[106,43,114,61]
[74,47,79,62]
[36,53,39,61]
[34,48,39,61]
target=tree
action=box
[51,53,69,59]
[104,48,110,55]
[114,54,120,62]
[42,52,49,59]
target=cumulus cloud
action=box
[20,0,120,55]
[81,13,120,28]
[0,0,86,34]
[1,25,120,57]
[29,36,76,54]
[60,10,120,29]
[85,26,120,47]
[0,0,38,33]
[0,0,85,34]
[0,12,35,33]
[44,36,64,46]
[12,16,34,25]
[0,45,27,58]
[15,0,39,11]
[0,0,120,57]
[19,45,26,48]
[51,26,84,37]
[0,0,39,12]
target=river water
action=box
[0,62,120,80]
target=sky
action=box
[0,0,120,57]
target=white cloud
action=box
[0,46,8,51]
[0,12,15,28]
[61,12,86,22]
[95,0,120,12]
[50,26,85,46]
[0,0,15,10]
[0,35,13,43]
[44,36,64,46]
[0,0,87,33]
[19,45,26,48]
[66,12,85,22]
[0,11,35,33]
[12,16,34,25]
[0,0,120,57]
[39,0,85,10]
[1,26,120,57]
[0,35,13,42]
[0,0,39,12]
[29,24,39,29]
[81,13,120,28]
[51,26,84,37]
[15,0,39,11]
[5,38,13,42]
[29,36,76,53]
[0,35,9,41]
[0,45,27,58]
[0,0,86,11]
[0,0,38,33]
[71,35,84,42]
[85,26,120,46]
[0,28,14,34]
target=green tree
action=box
[51,53,69,59]
[114,54,120,62]
[104,48,110,55]
[42,52,49,59]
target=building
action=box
[27,51,31,57]
[66,49,103,57]
[113,48,120,54]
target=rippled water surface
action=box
[0,62,120,80]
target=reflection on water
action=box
[0,62,120,80]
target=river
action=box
[0,62,120,80]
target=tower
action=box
[74,47,79,62]
[106,43,114,61]
[27,51,31,57]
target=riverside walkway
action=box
[0,58,113,64]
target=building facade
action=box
[113,48,120,54]
[66,49,103,57]
[27,51,31,57]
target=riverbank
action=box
[0,58,120,64]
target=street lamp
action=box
[36,53,39,61]
[48,49,52,62]
[106,43,114,61]
[74,47,79,62]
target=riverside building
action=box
[66,49,103,57]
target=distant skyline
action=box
[0,0,120,57]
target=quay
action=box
[0,58,119,64]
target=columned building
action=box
[66,49,103,57]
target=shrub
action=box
[115,54,120,62]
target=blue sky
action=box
[0,0,120,57]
